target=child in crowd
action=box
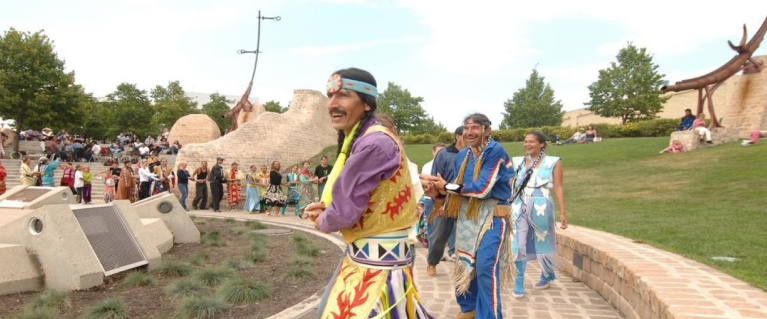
[742,130,767,147]
[74,165,84,203]
[660,140,685,153]
[82,166,93,204]
[104,169,116,203]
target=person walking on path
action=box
[255,165,269,212]
[422,113,514,319]
[261,161,287,216]
[208,157,226,212]
[424,127,464,277]
[244,165,262,213]
[314,155,332,201]
[177,162,191,211]
[20,157,38,186]
[115,160,137,203]
[227,162,244,211]
[305,68,431,319]
[296,161,315,218]
[138,160,158,200]
[191,161,209,210]
[281,165,300,215]
[75,165,85,203]
[81,166,93,204]
[509,131,568,299]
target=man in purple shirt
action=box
[305,68,431,319]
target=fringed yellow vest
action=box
[340,125,418,244]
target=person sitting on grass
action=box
[742,130,767,147]
[660,140,685,153]
[585,125,598,143]
[558,128,586,145]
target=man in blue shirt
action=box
[422,113,514,319]
[676,108,696,131]
[425,126,464,277]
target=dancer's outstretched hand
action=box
[304,202,326,221]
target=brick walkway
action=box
[190,210,622,319]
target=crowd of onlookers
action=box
[556,125,600,145]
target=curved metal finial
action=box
[729,24,749,53]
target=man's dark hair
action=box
[685,109,692,113]
[464,113,491,127]
[331,68,378,158]
[320,155,328,160]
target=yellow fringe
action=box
[445,152,469,218]
[427,198,445,223]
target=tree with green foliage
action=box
[377,82,445,135]
[66,93,111,140]
[104,83,153,137]
[263,100,287,113]
[0,28,85,151]
[586,43,669,124]
[500,69,564,129]
[202,93,231,133]
[150,81,197,133]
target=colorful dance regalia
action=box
[317,122,431,319]
[510,156,561,283]
[447,139,514,319]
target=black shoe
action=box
[192,205,198,210]
[706,140,713,144]
[214,210,221,213]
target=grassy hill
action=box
[407,137,767,291]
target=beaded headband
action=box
[326,74,377,98]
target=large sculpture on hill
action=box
[660,16,767,129]
[176,89,336,188]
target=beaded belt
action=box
[347,229,413,270]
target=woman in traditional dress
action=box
[227,162,244,211]
[60,160,77,194]
[39,157,70,187]
[510,131,568,299]
[260,161,287,216]
[115,160,137,203]
[244,165,262,213]
[295,161,315,218]
[0,159,6,195]
[281,165,300,215]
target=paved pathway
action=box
[190,210,622,319]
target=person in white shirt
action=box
[137,160,157,200]
[74,165,84,203]
[139,143,150,159]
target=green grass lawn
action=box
[405,137,767,291]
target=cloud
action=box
[290,37,418,55]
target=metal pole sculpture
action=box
[222,10,281,132]
[660,16,766,129]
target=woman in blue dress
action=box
[280,165,300,215]
[510,131,569,299]
[244,165,262,213]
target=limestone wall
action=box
[176,89,336,183]
[724,55,767,137]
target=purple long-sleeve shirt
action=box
[317,120,400,233]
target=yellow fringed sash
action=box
[321,121,361,207]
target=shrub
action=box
[245,247,268,263]
[191,268,234,286]
[165,279,209,300]
[27,289,71,311]
[245,220,267,230]
[10,307,59,319]
[216,278,272,304]
[202,230,222,242]
[189,252,210,266]
[248,232,271,246]
[224,258,252,271]
[283,267,316,281]
[224,218,236,224]
[122,271,157,287]
[290,255,314,268]
[205,237,227,248]
[152,259,192,277]
[229,227,248,235]
[618,122,640,137]
[289,232,309,244]
[295,241,322,257]
[635,118,677,137]
[176,296,229,319]
[194,219,207,225]
[81,298,130,319]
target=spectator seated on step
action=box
[692,113,713,144]
[675,108,695,131]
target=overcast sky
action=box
[2,0,765,129]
